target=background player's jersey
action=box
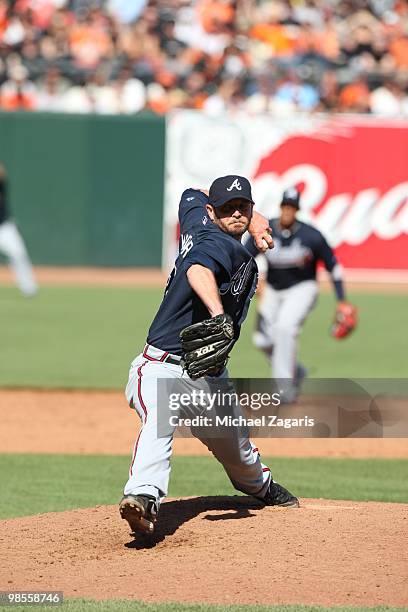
[147,189,258,356]
[0,178,9,225]
[245,218,339,291]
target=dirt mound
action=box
[1,497,406,606]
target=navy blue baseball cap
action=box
[281,186,300,208]
[209,175,254,208]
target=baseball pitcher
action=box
[120,175,299,537]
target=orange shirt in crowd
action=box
[390,36,408,68]
[339,81,370,110]
[147,98,170,114]
[0,86,37,111]
[296,26,340,59]
[250,24,296,56]
[198,0,235,33]
[69,24,112,69]
[0,0,8,36]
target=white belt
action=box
[142,343,181,365]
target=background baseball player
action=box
[245,187,357,404]
[119,175,299,537]
[0,163,38,297]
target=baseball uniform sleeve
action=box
[178,189,209,234]
[316,233,345,301]
[242,234,258,257]
[316,233,337,272]
[182,233,234,280]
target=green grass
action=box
[1,601,405,612]
[0,286,407,388]
[0,286,162,389]
[0,455,406,520]
[230,291,408,379]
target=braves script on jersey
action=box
[147,189,258,355]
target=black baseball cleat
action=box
[119,494,159,535]
[261,481,300,507]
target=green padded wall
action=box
[0,112,165,266]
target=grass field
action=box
[1,455,407,519]
[0,285,407,387]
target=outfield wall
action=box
[2,111,407,271]
[0,112,165,266]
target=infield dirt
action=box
[1,264,408,292]
[1,389,407,457]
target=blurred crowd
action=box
[1,0,408,115]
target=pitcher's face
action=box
[207,199,253,237]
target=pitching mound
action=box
[1,497,406,607]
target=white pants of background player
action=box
[123,344,272,506]
[0,221,38,296]
[254,280,318,399]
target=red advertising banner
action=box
[166,113,408,272]
[254,117,408,270]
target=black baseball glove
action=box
[180,314,235,379]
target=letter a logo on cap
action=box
[226,178,242,192]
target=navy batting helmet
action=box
[281,187,300,209]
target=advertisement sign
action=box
[165,112,408,272]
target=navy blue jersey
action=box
[147,189,258,355]
[245,218,340,291]
[0,179,8,225]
